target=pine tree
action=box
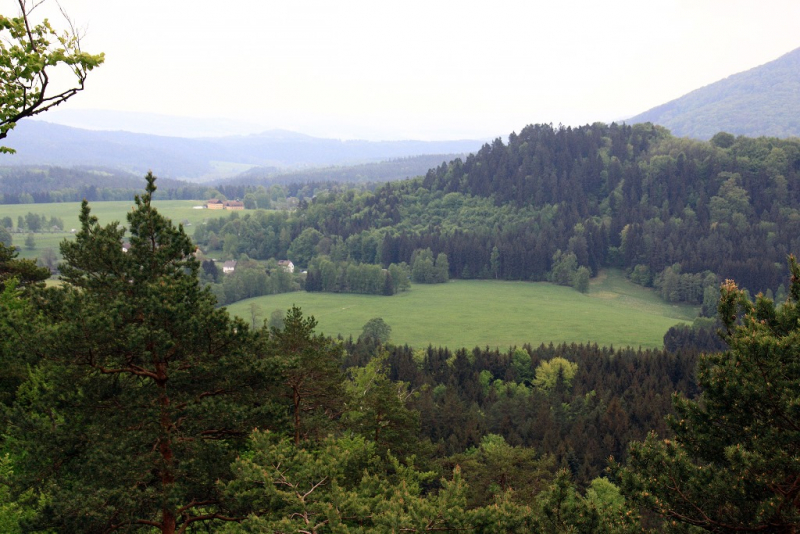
[4,173,276,533]
[614,257,800,532]
[0,241,49,291]
[268,306,345,445]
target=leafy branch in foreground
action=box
[0,0,104,152]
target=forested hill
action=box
[408,122,800,294]
[628,47,800,139]
[196,122,800,302]
[0,166,192,203]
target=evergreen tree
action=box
[4,174,276,534]
[268,306,345,445]
[0,242,49,292]
[615,258,800,532]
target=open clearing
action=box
[228,271,697,350]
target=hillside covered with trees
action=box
[2,175,799,532]
[191,122,800,309]
[628,47,800,139]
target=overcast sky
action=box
[10,0,800,140]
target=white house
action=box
[222,260,237,274]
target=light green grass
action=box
[227,273,697,350]
[2,200,242,259]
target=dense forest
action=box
[1,176,798,532]
[187,123,800,307]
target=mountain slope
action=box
[628,47,800,139]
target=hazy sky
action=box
[10,0,800,140]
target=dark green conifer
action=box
[615,257,800,532]
[5,173,276,534]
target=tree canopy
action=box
[615,257,800,532]
[3,174,276,533]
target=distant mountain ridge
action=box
[628,47,800,139]
[29,109,270,138]
[1,120,485,182]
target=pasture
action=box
[2,200,235,260]
[227,271,697,350]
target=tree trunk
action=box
[293,387,301,445]
[157,361,176,534]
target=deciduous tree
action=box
[359,317,392,344]
[1,0,104,152]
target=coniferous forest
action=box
[185,123,800,308]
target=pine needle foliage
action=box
[614,257,800,532]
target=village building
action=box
[224,200,245,210]
[278,260,295,273]
[222,260,237,274]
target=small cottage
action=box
[222,260,237,274]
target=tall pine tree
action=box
[4,174,277,533]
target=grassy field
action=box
[4,201,696,349]
[3,200,235,260]
[227,270,697,350]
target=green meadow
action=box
[2,200,232,260]
[3,201,697,349]
[228,270,697,350]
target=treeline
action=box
[2,213,63,232]
[0,165,341,205]
[305,257,411,295]
[199,258,299,305]
[226,153,464,186]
